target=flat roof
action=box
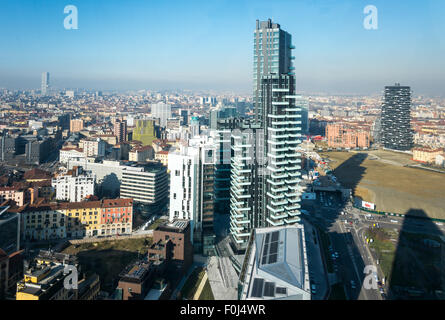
[240,225,311,300]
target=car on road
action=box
[311,284,317,294]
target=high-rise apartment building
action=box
[253,19,294,124]
[190,117,200,137]
[229,20,301,252]
[114,119,127,143]
[168,136,216,255]
[151,102,172,128]
[180,109,189,126]
[81,138,106,158]
[41,72,49,96]
[381,84,413,151]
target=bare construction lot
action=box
[320,150,445,219]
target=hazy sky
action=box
[0,0,444,96]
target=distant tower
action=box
[114,119,127,143]
[41,72,50,96]
[151,102,172,128]
[190,117,200,137]
[380,83,413,151]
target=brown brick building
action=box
[148,220,193,274]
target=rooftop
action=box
[240,225,311,300]
[157,219,189,233]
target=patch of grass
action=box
[62,237,152,293]
[199,279,215,300]
[366,228,396,281]
[148,218,168,230]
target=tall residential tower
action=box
[253,19,294,125]
[381,84,413,151]
[230,20,302,252]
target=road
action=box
[303,191,382,300]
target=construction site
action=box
[318,150,445,219]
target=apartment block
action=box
[52,166,95,202]
[70,119,84,133]
[16,198,133,240]
[120,163,169,206]
[413,148,444,164]
[325,123,371,149]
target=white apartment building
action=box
[120,164,169,205]
[168,135,216,254]
[80,138,106,158]
[59,147,86,164]
[52,167,96,202]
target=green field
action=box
[320,150,445,219]
[366,227,444,297]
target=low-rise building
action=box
[0,187,25,206]
[326,123,371,149]
[155,150,169,166]
[16,198,133,240]
[238,225,311,300]
[115,261,155,300]
[59,147,85,164]
[148,220,193,274]
[413,147,444,164]
[129,145,154,162]
[16,250,99,300]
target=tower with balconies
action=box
[230,20,302,253]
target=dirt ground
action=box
[320,150,445,219]
[63,237,152,293]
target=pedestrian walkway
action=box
[207,256,237,300]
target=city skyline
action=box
[0,0,444,96]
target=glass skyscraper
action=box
[253,19,294,125]
[229,20,302,252]
[41,72,49,96]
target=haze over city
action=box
[1,0,445,95]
